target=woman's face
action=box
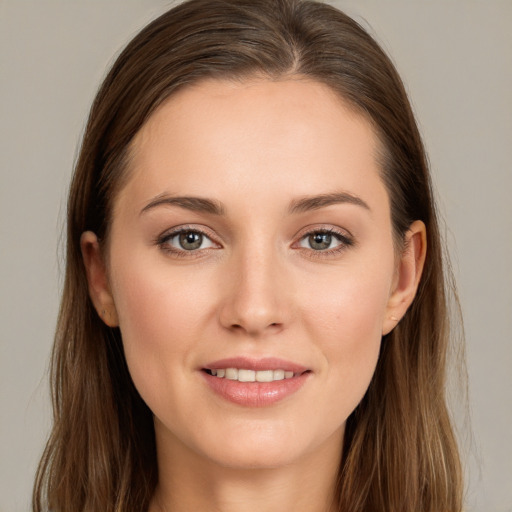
[85,78,420,470]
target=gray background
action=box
[1,1,511,510]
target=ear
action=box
[80,231,119,327]
[382,220,427,335]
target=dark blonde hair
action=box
[34,1,463,510]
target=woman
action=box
[33,0,464,510]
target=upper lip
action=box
[203,357,309,374]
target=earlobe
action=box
[382,220,427,335]
[80,231,119,327]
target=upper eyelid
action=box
[159,224,218,240]
[294,224,353,241]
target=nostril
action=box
[227,322,282,336]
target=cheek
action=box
[112,245,213,340]
[300,261,393,414]
[108,250,216,404]
[303,260,392,343]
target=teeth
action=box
[256,370,273,382]
[210,368,297,382]
[273,369,284,381]
[238,369,256,382]
[225,368,238,380]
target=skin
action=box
[82,78,426,512]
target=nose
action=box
[218,246,292,337]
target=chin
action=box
[193,420,321,470]
[206,442,300,470]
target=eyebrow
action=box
[140,194,225,216]
[288,192,370,214]
[140,191,370,217]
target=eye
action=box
[297,229,353,252]
[159,228,217,253]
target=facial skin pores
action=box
[82,77,425,511]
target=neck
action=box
[150,429,342,512]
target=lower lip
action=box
[202,371,310,407]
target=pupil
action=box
[179,231,202,250]
[310,232,331,250]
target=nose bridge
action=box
[219,233,290,335]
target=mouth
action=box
[203,368,301,382]
[201,357,311,407]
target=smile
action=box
[201,358,311,407]
[205,368,296,382]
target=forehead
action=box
[133,76,374,156]
[117,77,387,216]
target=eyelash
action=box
[155,225,219,258]
[295,227,354,258]
[155,225,354,258]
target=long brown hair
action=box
[33,1,464,510]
